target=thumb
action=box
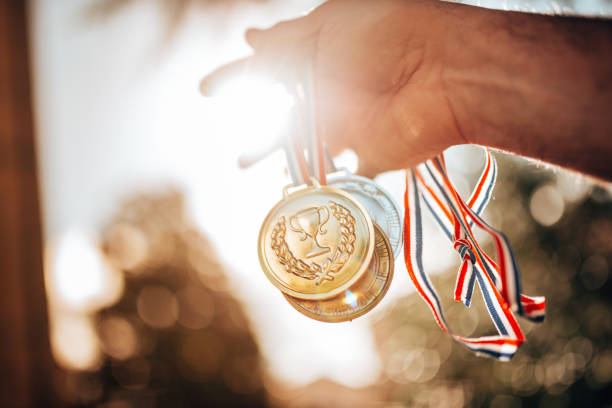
[245,13,321,51]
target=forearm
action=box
[442,5,612,179]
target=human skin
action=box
[201,0,612,180]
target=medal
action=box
[257,61,394,319]
[283,222,393,322]
[258,179,375,300]
[327,170,403,258]
[204,48,545,353]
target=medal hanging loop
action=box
[282,176,321,198]
[327,166,352,178]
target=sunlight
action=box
[344,290,359,309]
[209,75,295,152]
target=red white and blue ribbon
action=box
[404,149,545,360]
[415,153,501,305]
[421,152,545,321]
[289,62,327,186]
[301,62,327,185]
[284,113,311,186]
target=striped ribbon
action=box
[284,62,328,187]
[286,101,313,186]
[404,149,545,360]
[301,62,327,185]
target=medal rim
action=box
[327,171,403,258]
[258,184,375,300]
[282,222,394,322]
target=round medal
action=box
[327,171,403,258]
[283,223,394,322]
[258,183,375,300]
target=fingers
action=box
[201,7,323,95]
[200,6,325,169]
[245,12,321,52]
[237,137,283,169]
[200,57,253,96]
[199,52,301,96]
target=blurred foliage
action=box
[371,153,612,408]
[65,190,267,407]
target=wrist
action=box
[440,4,512,147]
[441,6,612,160]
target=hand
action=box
[202,0,612,180]
[202,0,466,177]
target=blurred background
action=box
[0,0,610,407]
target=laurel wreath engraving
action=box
[270,200,356,285]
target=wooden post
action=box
[0,1,59,406]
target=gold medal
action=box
[283,223,393,322]
[258,180,375,300]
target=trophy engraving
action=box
[270,200,357,284]
[289,206,331,258]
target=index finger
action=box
[200,51,308,97]
[200,56,254,96]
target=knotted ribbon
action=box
[404,149,545,360]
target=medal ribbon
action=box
[288,106,312,186]
[404,149,545,360]
[289,62,328,186]
[302,62,327,185]
[419,153,545,321]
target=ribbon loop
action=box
[404,148,546,361]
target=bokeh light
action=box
[136,285,179,329]
[49,229,123,310]
[97,315,139,360]
[529,183,565,226]
[51,314,101,371]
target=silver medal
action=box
[327,170,403,258]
